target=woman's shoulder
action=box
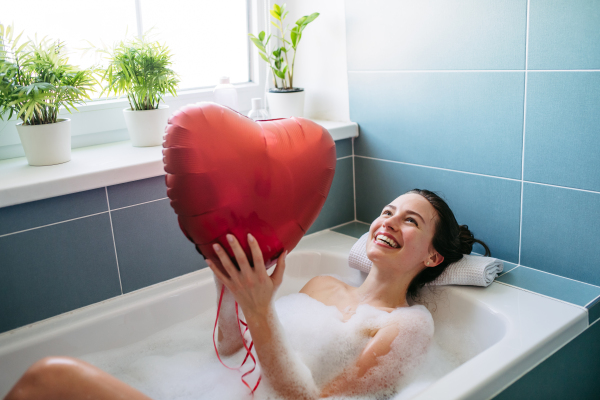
[299,275,349,297]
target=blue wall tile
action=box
[332,221,370,239]
[345,0,526,71]
[335,138,353,158]
[107,175,167,210]
[0,188,108,236]
[497,267,600,307]
[493,320,600,399]
[528,0,600,70]
[0,214,121,334]
[354,157,521,262]
[307,157,355,234]
[110,199,205,293]
[588,296,600,324]
[521,183,600,286]
[350,72,525,179]
[524,72,600,191]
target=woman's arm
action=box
[213,276,245,356]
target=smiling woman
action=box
[3,189,490,400]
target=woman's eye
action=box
[382,210,392,216]
[407,217,418,226]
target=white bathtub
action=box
[0,230,589,399]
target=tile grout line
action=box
[347,69,600,73]
[497,264,521,278]
[336,155,353,160]
[105,187,124,295]
[110,197,169,212]
[518,0,530,266]
[352,137,357,221]
[0,211,109,238]
[494,280,588,310]
[518,265,600,290]
[353,155,600,195]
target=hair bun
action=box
[458,224,491,256]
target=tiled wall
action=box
[0,138,355,334]
[345,0,600,397]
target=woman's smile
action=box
[373,232,400,249]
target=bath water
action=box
[81,289,465,400]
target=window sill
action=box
[0,119,358,208]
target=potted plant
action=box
[98,35,178,147]
[0,25,96,166]
[249,3,319,118]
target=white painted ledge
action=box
[0,119,358,208]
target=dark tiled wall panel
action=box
[0,214,121,334]
[493,320,600,400]
[111,198,205,293]
[107,175,168,209]
[334,138,352,158]
[0,188,107,236]
[354,157,521,263]
[307,157,354,234]
[350,72,525,179]
[520,183,600,286]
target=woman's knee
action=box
[5,357,81,400]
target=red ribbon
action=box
[212,285,262,395]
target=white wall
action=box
[267,0,350,121]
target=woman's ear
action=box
[426,252,444,267]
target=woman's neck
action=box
[354,264,418,309]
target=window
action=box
[2,0,250,95]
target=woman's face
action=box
[366,193,442,274]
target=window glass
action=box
[141,0,249,89]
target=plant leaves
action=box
[304,12,320,25]
[258,31,265,42]
[270,10,281,21]
[259,52,270,63]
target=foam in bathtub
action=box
[80,291,464,400]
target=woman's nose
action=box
[382,218,399,231]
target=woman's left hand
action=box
[207,233,287,318]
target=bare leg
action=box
[4,356,152,400]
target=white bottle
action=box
[213,76,238,111]
[247,98,270,121]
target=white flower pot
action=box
[16,119,71,166]
[123,105,171,147]
[267,88,305,119]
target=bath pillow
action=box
[349,232,503,286]
[163,102,336,269]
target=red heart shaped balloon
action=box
[163,102,336,269]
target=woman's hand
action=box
[207,233,287,318]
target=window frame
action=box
[0,0,266,160]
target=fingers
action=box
[247,233,268,279]
[213,242,239,281]
[270,250,288,287]
[226,234,253,276]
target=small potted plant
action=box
[0,25,96,166]
[98,35,178,147]
[249,3,319,118]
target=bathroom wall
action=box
[0,138,354,334]
[345,0,600,397]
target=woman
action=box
[4,189,489,400]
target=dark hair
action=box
[406,189,490,299]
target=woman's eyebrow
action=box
[385,205,425,223]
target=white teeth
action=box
[376,234,399,248]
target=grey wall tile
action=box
[335,138,352,158]
[588,297,600,325]
[524,72,600,191]
[350,72,525,179]
[0,188,108,236]
[0,214,121,334]
[332,222,370,239]
[345,0,526,71]
[521,183,600,286]
[107,175,167,210]
[355,157,521,263]
[493,321,600,399]
[307,157,355,234]
[111,199,205,293]
[528,0,600,70]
